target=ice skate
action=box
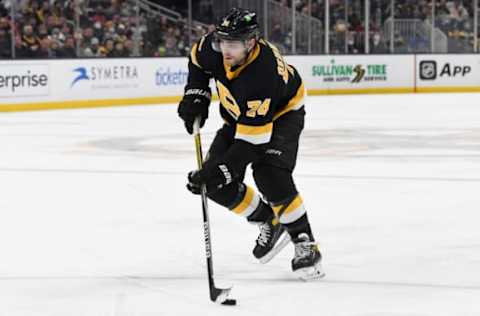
[253,217,291,264]
[292,233,325,281]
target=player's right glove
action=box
[177,87,211,134]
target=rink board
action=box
[0,58,187,111]
[415,54,480,93]
[1,54,479,111]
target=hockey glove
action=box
[177,87,211,134]
[187,162,235,194]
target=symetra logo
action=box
[70,65,139,90]
[155,67,188,86]
[71,67,89,87]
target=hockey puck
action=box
[221,299,237,306]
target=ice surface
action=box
[1,93,480,316]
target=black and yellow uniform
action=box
[179,7,322,277]
[186,33,311,236]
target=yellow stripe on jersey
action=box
[272,195,306,224]
[190,43,202,69]
[273,82,306,120]
[232,185,260,217]
[235,122,273,145]
[198,36,206,51]
[237,123,273,135]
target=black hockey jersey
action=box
[187,33,305,146]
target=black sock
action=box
[246,201,274,223]
[284,213,314,242]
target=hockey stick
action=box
[193,117,236,306]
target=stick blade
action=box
[211,286,235,305]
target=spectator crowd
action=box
[273,0,476,53]
[0,0,478,59]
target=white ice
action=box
[1,93,480,316]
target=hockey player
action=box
[177,8,324,280]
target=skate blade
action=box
[295,262,326,281]
[259,233,291,264]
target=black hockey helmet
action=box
[215,8,259,41]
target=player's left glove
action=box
[178,87,211,134]
[187,162,236,194]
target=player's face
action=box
[219,39,249,66]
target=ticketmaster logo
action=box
[155,67,188,86]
